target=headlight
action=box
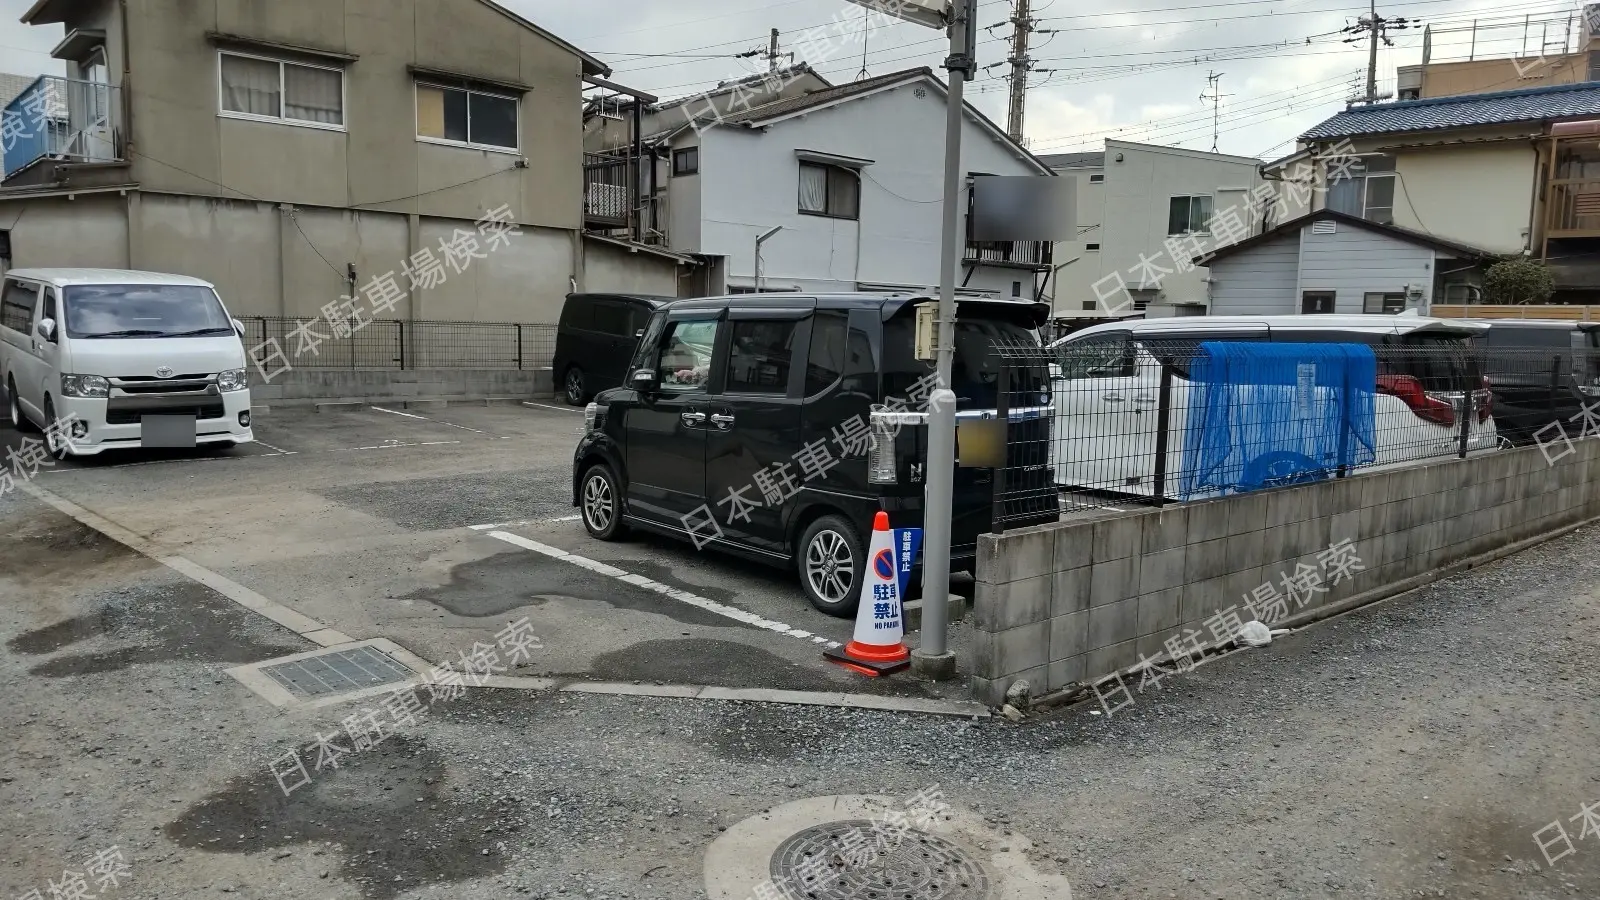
[60,374,109,398]
[217,368,248,392]
[584,402,601,433]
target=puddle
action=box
[165,735,521,899]
[402,551,734,627]
[7,580,305,676]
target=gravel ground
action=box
[3,491,1599,899]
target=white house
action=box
[1042,140,1266,317]
[656,67,1058,300]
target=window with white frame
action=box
[219,51,344,128]
[416,83,519,150]
[1167,195,1213,235]
[1326,155,1396,225]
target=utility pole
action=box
[1343,2,1411,104]
[769,28,781,72]
[1199,71,1229,152]
[1005,0,1033,140]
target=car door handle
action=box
[1132,395,1158,404]
[1103,394,1126,402]
[681,411,707,426]
[709,413,735,429]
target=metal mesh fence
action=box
[239,316,557,371]
[990,340,1600,529]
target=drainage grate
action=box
[259,645,417,700]
[770,820,992,900]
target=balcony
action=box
[2,75,122,184]
[963,239,1054,270]
[1545,177,1600,240]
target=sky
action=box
[0,0,1586,161]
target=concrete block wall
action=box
[969,440,1600,706]
[248,368,554,405]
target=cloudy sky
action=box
[0,0,1580,160]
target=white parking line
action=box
[483,530,842,649]
[467,514,581,531]
[370,406,429,420]
[371,405,494,436]
[521,401,583,414]
[253,439,295,455]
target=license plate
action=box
[142,415,197,448]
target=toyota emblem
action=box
[155,367,174,379]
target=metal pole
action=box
[993,355,1010,534]
[1152,363,1174,505]
[914,0,976,675]
[1365,0,1380,104]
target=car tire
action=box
[564,367,588,406]
[7,378,37,433]
[579,462,626,541]
[42,398,72,462]
[797,514,864,618]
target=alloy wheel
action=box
[565,369,585,405]
[804,530,855,605]
[582,472,614,533]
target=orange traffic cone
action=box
[824,511,911,676]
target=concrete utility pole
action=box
[1005,0,1033,140]
[769,28,781,72]
[1344,2,1410,104]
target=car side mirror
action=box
[630,368,658,391]
[232,318,246,338]
[36,318,56,343]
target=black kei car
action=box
[570,292,1060,615]
[552,293,674,405]
[1476,320,1600,444]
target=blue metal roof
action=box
[1300,82,1600,141]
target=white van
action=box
[1047,314,1499,500]
[1,269,254,459]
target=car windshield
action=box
[63,284,232,339]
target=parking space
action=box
[0,400,949,699]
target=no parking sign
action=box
[894,527,923,598]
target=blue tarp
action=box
[1179,342,1378,500]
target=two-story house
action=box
[1042,140,1266,317]
[0,0,687,323]
[610,67,1059,300]
[1232,81,1600,310]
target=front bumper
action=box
[53,390,254,456]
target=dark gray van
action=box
[1476,320,1600,444]
[552,293,673,405]
[570,292,1059,615]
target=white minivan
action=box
[1,269,254,459]
[1047,314,1499,500]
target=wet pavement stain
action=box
[165,735,522,899]
[7,581,305,676]
[403,550,735,627]
[0,517,142,582]
[589,557,751,609]
[567,637,933,700]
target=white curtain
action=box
[220,54,280,117]
[799,163,827,213]
[284,64,342,124]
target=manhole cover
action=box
[770,820,992,900]
[259,645,416,699]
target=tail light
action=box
[1477,375,1492,424]
[1377,374,1456,427]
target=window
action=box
[656,319,718,391]
[1085,242,1101,251]
[1,279,39,334]
[590,300,631,336]
[416,83,518,150]
[219,52,344,128]
[1088,173,1105,183]
[1058,334,1133,379]
[1012,281,1023,298]
[1363,292,1408,314]
[1326,155,1395,225]
[1167,195,1213,235]
[1082,301,1097,311]
[62,285,231,339]
[804,311,848,396]
[1301,291,1335,314]
[673,147,699,176]
[725,319,799,394]
[798,162,859,219]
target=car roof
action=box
[659,292,1051,323]
[1055,313,1487,344]
[1472,318,1600,331]
[5,268,216,289]
[566,292,676,307]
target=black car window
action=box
[725,318,799,394]
[1057,334,1133,379]
[591,300,630,337]
[559,298,591,330]
[1486,326,1571,350]
[657,318,718,391]
[804,311,848,397]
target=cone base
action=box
[824,642,911,675]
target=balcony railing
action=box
[1545,177,1600,239]
[583,151,631,228]
[2,75,122,180]
[963,239,1054,270]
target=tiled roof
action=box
[1300,82,1600,141]
[716,68,935,125]
[1036,152,1105,168]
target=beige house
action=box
[0,0,690,323]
